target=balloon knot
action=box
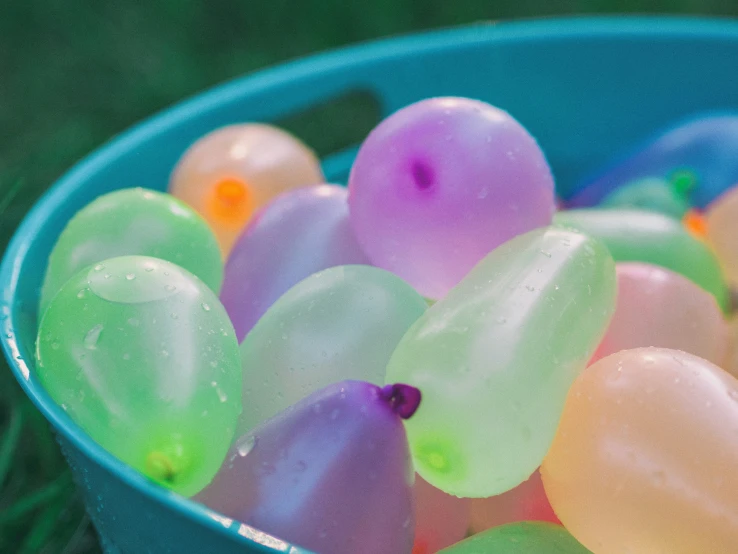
[380,383,422,419]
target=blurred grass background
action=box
[1,1,737,552]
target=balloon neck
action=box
[669,168,697,199]
[380,383,422,419]
[146,450,182,484]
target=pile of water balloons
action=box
[35,96,738,554]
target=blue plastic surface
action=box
[3,16,738,554]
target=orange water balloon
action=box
[682,209,708,239]
[542,347,738,554]
[169,124,324,255]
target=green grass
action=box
[2,1,738,551]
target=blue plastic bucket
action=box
[4,16,738,554]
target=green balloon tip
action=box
[146,451,179,484]
[669,168,697,199]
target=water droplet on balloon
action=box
[236,436,256,457]
[201,303,211,312]
[84,324,103,350]
[125,273,136,281]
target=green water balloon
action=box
[553,208,729,311]
[40,188,223,315]
[36,256,241,497]
[598,177,690,219]
[238,264,427,434]
[385,226,616,498]
[438,522,592,553]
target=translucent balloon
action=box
[598,176,690,218]
[385,226,616,497]
[554,208,729,311]
[349,97,555,299]
[413,475,471,554]
[220,185,370,342]
[470,470,559,533]
[437,522,590,554]
[238,264,427,434]
[40,188,222,315]
[541,348,738,554]
[568,114,738,208]
[169,124,324,255]
[706,184,738,287]
[195,380,418,554]
[722,316,738,380]
[591,263,727,365]
[36,256,242,497]
[683,208,708,239]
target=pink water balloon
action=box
[591,262,728,365]
[348,97,555,299]
[413,475,470,554]
[469,470,559,534]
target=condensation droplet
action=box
[84,324,104,350]
[236,435,256,457]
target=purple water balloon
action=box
[195,380,419,554]
[348,97,555,299]
[220,185,370,341]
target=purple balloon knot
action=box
[380,383,422,419]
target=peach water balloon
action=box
[220,185,370,342]
[541,347,738,554]
[706,184,738,286]
[237,264,427,434]
[349,96,555,299]
[438,522,590,554]
[40,188,223,315]
[721,316,738,380]
[412,475,471,554]
[195,380,418,554]
[554,208,729,310]
[36,256,242,497]
[469,470,559,533]
[385,226,616,497]
[169,124,324,255]
[591,263,727,365]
